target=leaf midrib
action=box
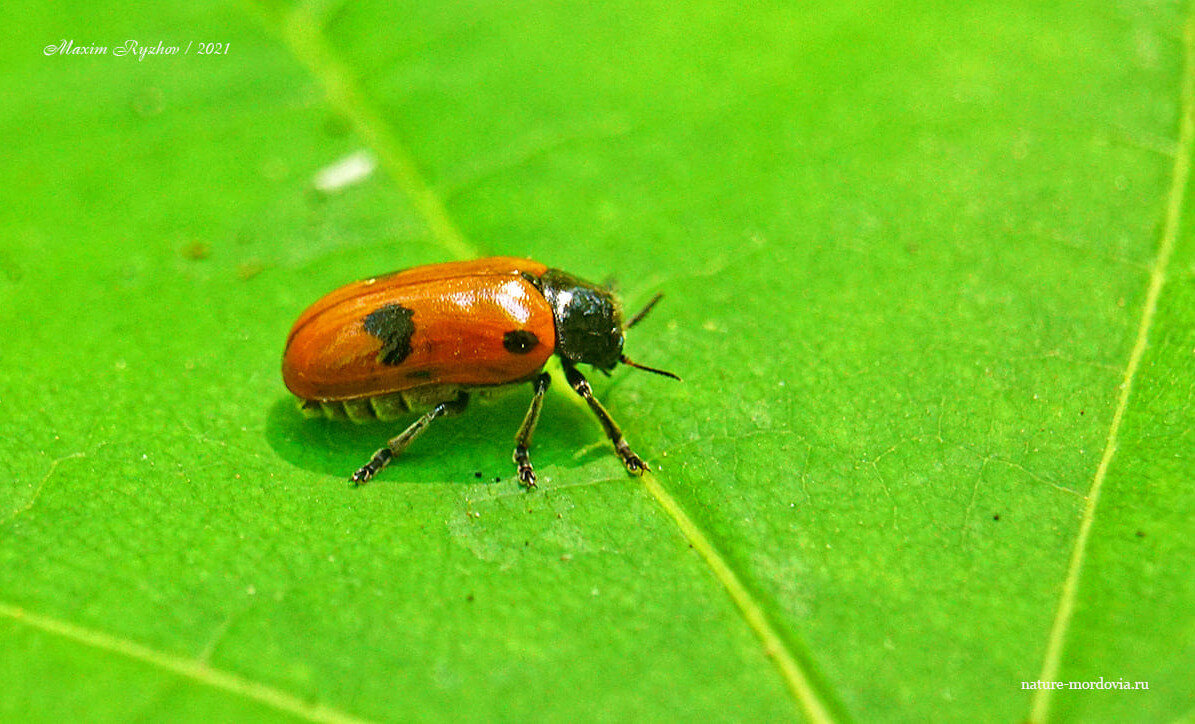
[263,3,836,721]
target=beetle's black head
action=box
[536,269,625,371]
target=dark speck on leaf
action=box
[324,115,351,138]
[181,241,210,261]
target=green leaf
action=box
[2,0,1192,720]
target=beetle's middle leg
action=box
[512,372,552,488]
[562,361,648,475]
[352,393,470,485]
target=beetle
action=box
[282,257,678,487]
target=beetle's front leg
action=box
[562,362,648,475]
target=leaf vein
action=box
[260,4,481,261]
[1027,10,1195,721]
[2,452,85,528]
[639,474,837,722]
[0,602,373,724]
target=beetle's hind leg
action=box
[512,373,552,489]
[562,362,648,475]
[352,393,470,485]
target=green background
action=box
[2,0,1193,721]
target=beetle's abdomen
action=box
[297,383,523,423]
[297,386,456,422]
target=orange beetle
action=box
[282,257,678,487]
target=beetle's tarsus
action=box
[514,445,538,489]
[352,447,392,486]
[617,444,649,475]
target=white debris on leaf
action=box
[313,150,377,192]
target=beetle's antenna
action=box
[620,354,681,381]
[627,293,664,329]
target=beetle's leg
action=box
[512,372,552,489]
[561,361,648,475]
[352,393,470,485]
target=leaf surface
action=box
[2,0,1192,720]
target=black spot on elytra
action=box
[363,303,416,366]
[407,369,434,380]
[503,329,539,354]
